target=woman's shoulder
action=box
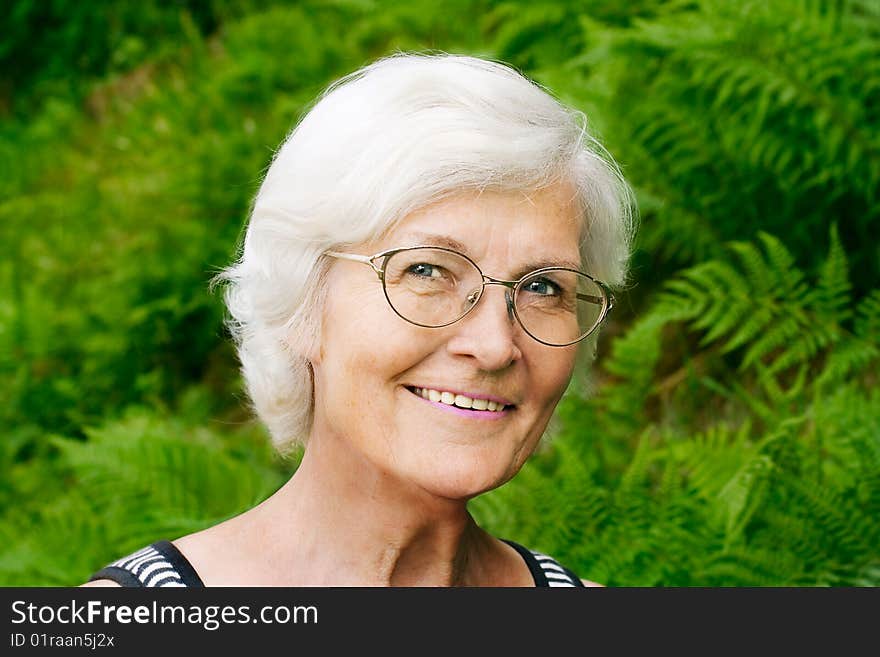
[80,579,121,587]
[84,534,604,587]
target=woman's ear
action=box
[283,328,323,368]
[298,262,332,367]
[304,327,324,367]
[281,286,326,367]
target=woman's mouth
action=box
[405,385,515,418]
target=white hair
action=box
[215,52,636,455]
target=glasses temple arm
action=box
[576,293,605,305]
[325,250,384,277]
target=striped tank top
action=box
[89,539,585,587]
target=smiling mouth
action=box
[405,386,514,413]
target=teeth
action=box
[411,387,507,412]
[454,394,472,409]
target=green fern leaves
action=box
[0,408,289,586]
[556,0,880,288]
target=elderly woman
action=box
[84,52,634,587]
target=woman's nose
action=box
[446,285,522,370]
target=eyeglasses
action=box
[325,246,614,347]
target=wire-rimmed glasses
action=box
[325,245,614,347]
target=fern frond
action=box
[814,224,852,321]
[698,546,804,586]
[818,337,880,386]
[756,232,811,301]
[854,289,880,339]
[678,262,753,345]
[817,290,880,385]
[654,233,826,374]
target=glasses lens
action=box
[515,269,607,346]
[383,248,483,327]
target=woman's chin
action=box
[405,453,517,501]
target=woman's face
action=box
[309,183,582,500]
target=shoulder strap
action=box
[529,549,584,587]
[502,539,585,587]
[89,541,205,588]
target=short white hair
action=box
[215,52,636,455]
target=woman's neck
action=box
[241,431,496,586]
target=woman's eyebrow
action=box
[511,259,583,277]
[405,232,469,253]
[404,231,582,273]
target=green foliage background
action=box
[1,0,877,586]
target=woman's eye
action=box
[407,263,444,279]
[525,278,559,296]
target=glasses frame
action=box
[325,245,615,347]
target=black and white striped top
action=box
[502,540,585,587]
[90,539,584,587]
[90,541,204,588]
